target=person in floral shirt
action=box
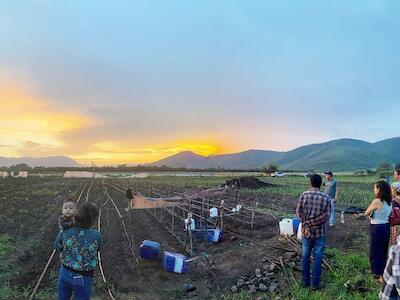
[55,203,101,300]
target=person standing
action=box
[324,171,338,227]
[390,182,400,245]
[394,169,400,182]
[55,203,102,300]
[365,181,392,283]
[296,174,331,290]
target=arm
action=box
[365,199,379,216]
[296,194,304,221]
[303,199,331,227]
[54,231,63,252]
[334,186,339,202]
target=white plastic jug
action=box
[210,207,218,218]
[297,223,302,240]
[184,218,195,230]
[279,218,294,236]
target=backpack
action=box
[390,201,400,226]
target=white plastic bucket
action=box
[279,218,294,236]
[184,218,195,230]
[210,207,218,218]
[297,223,302,240]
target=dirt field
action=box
[0,177,371,299]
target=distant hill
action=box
[149,137,400,171]
[0,156,80,167]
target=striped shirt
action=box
[296,189,331,239]
[380,237,400,299]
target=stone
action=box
[269,263,277,272]
[255,268,262,277]
[269,282,278,293]
[262,256,268,263]
[231,286,238,293]
[249,285,257,294]
[237,279,245,287]
[259,283,268,292]
[184,283,196,293]
[262,264,269,270]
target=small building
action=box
[64,171,96,178]
[17,171,28,178]
[0,171,9,178]
[10,171,28,178]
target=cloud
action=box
[0,83,94,157]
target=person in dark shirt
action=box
[324,171,338,227]
[296,174,331,290]
[58,198,77,230]
[55,203,102,300]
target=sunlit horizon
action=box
[1,1,400,166]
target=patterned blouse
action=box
[55,227,102,271]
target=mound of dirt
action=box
[223,177,274,190]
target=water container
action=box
[279,218,294,236]
[184,218,196,231]
[162,251,188,274]
[292,218,301,235]
[210,207,218,218]
[297,223,302,240]
[204,229,223,242]
[140,240,161,259]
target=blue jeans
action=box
[330,198,335,225]
[301,236,326,288]
[57,266,93,300]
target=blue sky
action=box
[0,1,399,164]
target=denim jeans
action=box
[330,198,335,225]
[57,266,93,300]
[301,236,326,288]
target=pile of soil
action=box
[223,177,274,190]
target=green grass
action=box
[291,248,378,300]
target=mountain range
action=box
[0,156,79,167]
[149,137,400,171]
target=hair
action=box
[375,180,392,205]
[310,174,322,188]
[63,198,76,205]
[395,169,400,175]
[75,203,99,228]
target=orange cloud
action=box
[0,86,93,156]
[73,140,225,165]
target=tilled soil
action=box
[2,178,371,300]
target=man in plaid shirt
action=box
[380,236,400,299]
[296,174,331,290]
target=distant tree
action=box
[262,164,278,174]
[9,163,31,172]
[377,162,392,172]
[365,169,375,176]
[355,170,366,176]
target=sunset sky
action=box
[1,1,399,165]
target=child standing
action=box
[55,203,101,300]
[58,198,77,230]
